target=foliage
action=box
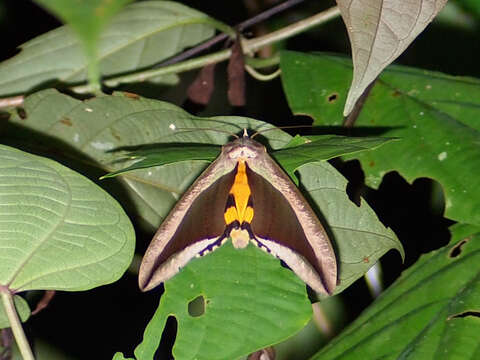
[0,1,477,359]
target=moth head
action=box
[224,137,265,161]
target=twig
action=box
[0,96,24,108]
[31,290,56,315]
[244,6,341,52]
[239,0,306,32]
[72,6,340,93]
[157,0,307,67]
[245,65,281,81]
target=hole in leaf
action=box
[188,295,206,317]
[364,175,453,266]
[449,239,469,258]
[330,158,363,207]
[327,93,338,103]
[17,108,26,119]
[154,315,177,360]
[450,311,480,319]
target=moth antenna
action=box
[251,125,313,139]
[171,127,239,139]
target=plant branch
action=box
[0,289,34,360]
[0,96,24,108]
[238,0,307,32]
[244,6,341,53]
[157,0,307,67]
[245,65,281,81]
[72,5,340,93]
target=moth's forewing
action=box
[246,142,337,294]
[138,153,236,291]
[139,136,337,295]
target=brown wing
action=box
[248,164,336,294]
[139,168,235,291]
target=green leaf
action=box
[33,0,133,88]
[0,1,218,96]
[0,295,31,329]
[281,51,480,226]
[102,135,392,179]
[135,243,312,360]
[102,144,221,179]
[298,161,403,294]
[6,90,289,230]
[33,0,132,46]
[336,0,448,115]
[312,223,480,360]
[272,135,395,179]
[0,144,135,292]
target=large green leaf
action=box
[0,144,135,292]
[297,161,403,294]
[0,1,218,96]
[33,0,132,49]
[281,51,480,226]
[135,243,312,360]
[336,0,448,115]
[33,0,133,88]
[312,223,480,360]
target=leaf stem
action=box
[71,6,341,93]
[0,290,34,360]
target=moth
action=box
[139,133,337,294]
